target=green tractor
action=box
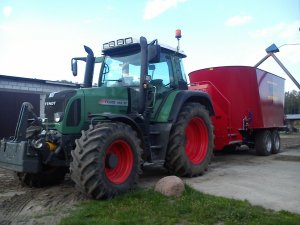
[0,36,214,199]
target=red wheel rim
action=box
[185,117,209,164]
[105,140,133,184]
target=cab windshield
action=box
[100,51,174,88]
[100,52,141,87]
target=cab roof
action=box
[102,37,186,58]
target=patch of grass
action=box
[59,186,300,225]
[280,132,300,137]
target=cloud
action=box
[224,15,252,27]
[3,6,12,17]
[249,21,300,90]
[250,21,300,40]
[82,17,103,25]
[280,45,300,64]
[0,25,11,31]
[143,0,187,20]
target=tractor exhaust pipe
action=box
[83,46,95,88]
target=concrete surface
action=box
[140,146,300,214]
[185,148,300,214]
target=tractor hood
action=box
[45,90,77,123]
[82,86,131,116]
[44,86,136,134]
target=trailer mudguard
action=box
[168,90,214,123]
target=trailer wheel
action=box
[255,130,272,156]
[271,130,280,154]
[165,102,213,177]
[70,122,142,199]
[16,166,67,187]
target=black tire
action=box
[16,166,68,187]
[70,122,142,199]
[255,130,272,156]
[165,102,214,177]
[271,130,280,154]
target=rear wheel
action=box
[70,122,142,199]
[16,166,67,187]
[165,103,213,177]
[255,130,272,156]
[271,130,280,154]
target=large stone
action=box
[154,176,185,197]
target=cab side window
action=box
[149,54,172,87]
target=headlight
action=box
[54,112,64,122]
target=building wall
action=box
[0,91,40,138]
[0,75,79,138]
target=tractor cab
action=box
[100,37,187,89]
[99,37,188,119]
[71,37,188,117]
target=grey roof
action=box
[0,74,81,88]
[286,114,300,120]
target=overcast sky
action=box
[0,0,299,91]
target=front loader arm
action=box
[14,102,41,141]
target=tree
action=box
[284,91,300,114]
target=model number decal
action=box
[99,99,128,106]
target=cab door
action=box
[149,53,175,121]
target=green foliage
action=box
[59,186,300,225]
[285,90,300,114]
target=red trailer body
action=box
[189,66,285,151]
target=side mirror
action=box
[148,64,156,71]
[148,44,161,63]
[71,59,78,76]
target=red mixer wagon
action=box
[189,66,285,155]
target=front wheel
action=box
[70,122,142,199]
[16,166,67,187]
[165,103,214,177]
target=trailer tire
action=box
[271,130,280,154]
[70,122,142,199]
[16,166,67,187]
[255,130,272,156]
[165,102,213,177]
